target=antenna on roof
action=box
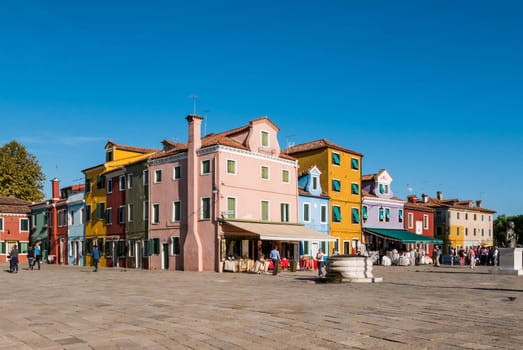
[286,134,295,149]
[203,109,210,136]
[189,93,198,115]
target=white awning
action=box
[222,220,335,242]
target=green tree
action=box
[0,140,45,202]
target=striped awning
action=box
[222,220,336,242]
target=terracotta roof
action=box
[298,188,329,198]
[284,139,363,157]
[404,201,435,212]
[361,174,374,182]
[362,191,403,202]
[424,197,496,214]
[0,196,32,214]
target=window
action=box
[143,170,148,185]
[332,205,342,222]
[465,213,468,220]
[96,175,105,189]
[261,200,269,221]
[351,208,360,224]
[282,170,289,183]
[127,174,133,189]
[106,208,112,225]
[261,130,269,147]
[117,240,125,257]
[457,212,460,220]
[332,152,341,166]
[118,206,125,223]
[362,206,368,221]
[119,175,126,191]
[423,215,429,229]
[379,207,384,222]
[149,238,160,255]
[312,176,319,191]
[280,203,289,222]
[226,160,236,174]
[226,197,236,219]
[128,240,135,257]
[385,208,390,222]
[152,204,160,224]
[58,209,67,227]
[201,159,211,175]
[97,203,105,220]
[85,205,92,221]
[261,166,269,180]
[154,170,162,183]
[106,150,113,162]
[173,165,181,180]
[107,179,113,193]
[303,203,310,222]
[457,227,460,236]
[20,218,29,232]
[481,215,484,221]
[320,205,327,223]
[398,209,404,223]
[351,183,359,195]
[379,183,389,194]
[144,200,149,220]
[105,241,112,257]
[201,198,211,220]
[171,237,180,255]
[69,210,74,226]
[465,228,468,236]
[474,214,477,221]
[332,179,341,192]
[172,201,181,221]
[85,178,91,193]
[351,158,359,170]
[128,204,134,222]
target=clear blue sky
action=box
[1,0,521,216]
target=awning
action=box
[222,220,336,242]
[364,228,443,244]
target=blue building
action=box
[64,184,86,266]
[297,165,332,261]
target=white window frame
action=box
[281,169,289,183]
[127,173,133,189]
[303,202,311,223]
[226,197,236,219]
[152,203,160,224]
[280,203,290,222]
[128,203,134,222]
[408,213,414,228]
[312,176,319,191]
[173,165,181,180]
[172,201,181,222]
[201,159,211,175]
[119,175,126,191]
[261,130,270,147]
[261,166,270,180]
[106,207,113,225]
[107,178,113,194]
[20,217,29,232]
[171,236,181,255]
[154,169,162,183]
[118,205,126,224]
[423,214,429,229]
[261,200,270,221]
[320,204,328,224]
[201,197,211,220]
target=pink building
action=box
[147,115,328,272]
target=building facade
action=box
[0,196,31,264]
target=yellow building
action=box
[82,141,158,267]
[426,192,496,254]
[286,139,363,254]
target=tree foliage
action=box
[493,214,523,247]
[0,140,45,202]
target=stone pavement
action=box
[1,262,522,350]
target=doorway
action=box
[162,243,169,270]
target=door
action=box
[135,241,142,269]
[59,238,65,264]
[112,241,117,267]
[162,243,169,270]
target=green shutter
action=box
[399,210,404,220]
[362,206,368,220]
[379,184,385,194]
[352,183,359,194]
[352,208,360,223]
[332,180,340,192]
[0,241,5,254]
[332,153,340,165]
[379,208,384,220]
[333,206,341,222]
[351,158,359,170]
[385,208,390,219]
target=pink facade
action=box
[147,115,299,272]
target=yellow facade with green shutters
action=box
[83,142,158,268]
[287,140,363,255]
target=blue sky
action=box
[1,0,521,216]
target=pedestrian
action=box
[92,245,101,272]
[9,244,19,273]
[269,245,280,276]
[27,245,34,270]
[316,248,325,278]
[33,244,42,270]
[469,248,476,269]
[449,246,455,267]
[433,246,441,267]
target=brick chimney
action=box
[476,200,482,207]
[422,193,428,203]
[51,178,60,200]
[185,114,204,272]
[437,191,443,200]
[407,195,417,203]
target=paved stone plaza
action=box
[1,262,522,349]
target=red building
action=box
[104,167,127,267]
[0,196,32,264]
[404,194,436,255]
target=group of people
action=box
[268,245,331,278]
[8,243,42,273]
[449,246,499,267]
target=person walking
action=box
[27,245,34,270]
[33,244,42,270]
[9,244,19,273]
[469,248,476,269]
[316,248,325,278]
[92,245,101,272]
[269,245,280,276]
[449,246,455,267]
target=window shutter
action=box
[351,158,359,170]
[352,183,359,194]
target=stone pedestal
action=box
[325,255,383,283]
[491,248,523,275]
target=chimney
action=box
[185,114,204,272]
[51,178,60,200]
[422,193,428,203]
[407,195,417,203]
[437,191,443,200]
[476,200,482,207]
